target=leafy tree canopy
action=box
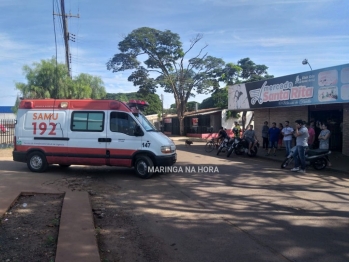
[15,57,106,101]
[107,27,227,135]
[237,57,274,83]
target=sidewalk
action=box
[169,135,349,174]
[0,158,100,262]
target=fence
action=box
[185,126,214,134]
[0,119,15,148]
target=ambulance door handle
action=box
[98,138,112,142]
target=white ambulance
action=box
[13,99,176,178]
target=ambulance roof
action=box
[18,99,131,111]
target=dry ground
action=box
[0,148,12,158]
[0,148,171,262]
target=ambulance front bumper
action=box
[154,153,176,167]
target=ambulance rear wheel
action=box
[135,155,153,179]
[27,151,48,173]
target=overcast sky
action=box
[0,0,348,108]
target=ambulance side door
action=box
[67,110,107,165]
[106,111,143,167]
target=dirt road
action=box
[1,144,349,261]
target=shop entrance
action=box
[309,107,343,151]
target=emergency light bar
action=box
[127,100,149,110]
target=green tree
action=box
[219,63,242,85]
[74,73,106,99]
[237,57,274,83]
[107,27,226,135]
[186,101,199,112]
[14,58,106,110]
[199,97,214,109]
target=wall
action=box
[210,112,222,132]
[343,103,349,156]
[0,113,16,119]
[254,106,309,143]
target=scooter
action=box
[281,146,331,170]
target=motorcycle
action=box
[216,137,234,155]
[227,138,258,157]
[281,146,331,170]
[226,137,241,157]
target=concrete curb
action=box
[55,191,100,262]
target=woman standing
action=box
[318,123,332,166]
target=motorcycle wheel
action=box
[281,157,293,169]
[235,144,244,155]
[313,158,327,170]
[226,147,234,157]
[216,146,223,155]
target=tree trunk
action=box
[179,116,185,136]
[176,99,186,136]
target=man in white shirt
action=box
[282,121,294,157]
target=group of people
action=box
[262,121,294,157]
[262,119,332,173]
[216,119,331,173]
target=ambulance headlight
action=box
[161,146,173,153]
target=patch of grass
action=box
[46,236,56,246]
[95,227,101,235]
[51,218,60,226]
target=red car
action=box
[0,124,8,133]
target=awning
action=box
[194,110,222,116]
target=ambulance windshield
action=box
[134,113,158,131]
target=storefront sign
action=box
[192,118,198,126]
[228,63,349,109]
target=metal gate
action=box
[0,119,15,148]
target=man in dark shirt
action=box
[266,122,280,156]
[217,126,228,141]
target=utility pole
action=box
[54,0,79,77]
[161,94,164,132]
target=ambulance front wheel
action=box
[27,151,48,172]
[135,155,153,179]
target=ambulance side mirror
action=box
[134,125,144,137]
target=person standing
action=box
[232,122,241,138]
[278,123,284,150]
[282,121,294,157]
[308,121,315,149]
[291,120,309,173]
[262,121,269,150]
[313,120,322,148]
[266,122,280,156]
[318,122,332,166]
[243,125,258,155]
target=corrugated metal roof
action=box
[0,106,13,113]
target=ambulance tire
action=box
[27,151,48,173]
[135,155,153,179]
